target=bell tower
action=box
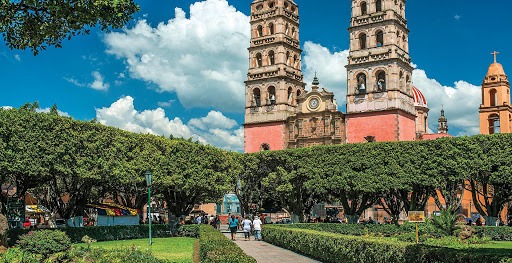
[345,0,416,143]
[479,51,512,134]
[244,0,306,153]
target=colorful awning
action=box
[87,203,139,216]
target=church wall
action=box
[397,111,417,141]
[244,122,286,153]
[345,110,415,143]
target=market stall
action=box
[87,203,139,226]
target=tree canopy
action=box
[0,0,139,54]
[0,106,511,223]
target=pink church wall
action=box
[346,110,416,143]
[244,122,286,153]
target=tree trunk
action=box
[346,215,360,224]
[484,216,497,226]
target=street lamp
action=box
[145,170,153,246]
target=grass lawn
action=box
[75,237,195,262]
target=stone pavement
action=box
[222,232,320,263]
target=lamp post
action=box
[145,170,153,246]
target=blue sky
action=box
[1,0,511,151]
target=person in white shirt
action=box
[253,216,263,241]
[241,216,253,241]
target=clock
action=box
[309,98,319,109]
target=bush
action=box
[8,224,199,246]
[17,230,71,258]
[199,225,256,263]
[277,222,445,237]
[57,246,164,263]
[263,225,512,263]
[474,226,512,241]
[0,248,40,263]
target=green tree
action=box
[0,0,139,54]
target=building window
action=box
[293,54,299,69]
[285,23,289,35]
[359,33,367,49]
[489,114,500,134]
[376,71,386,92]
[361,2,368,15]
[287,87,293,104]
[490,89,498,106]
[268,23,275,35]
[256,53,262,67]
[286,51,291,66]
[376,30,384,47]
[268,51,275,65]
[376,0,382,12]
[261,143,270,151]
[257,25,263,37]
[356,73,367,94]
[268,1,275,8]
[253,88,261,107]
[424,116,428,133]
[297,89,302,98]
[268,86,276,105]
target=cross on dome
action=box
[491,51,499,63]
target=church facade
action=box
[244,0,450,153]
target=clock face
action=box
[309,98,319,109]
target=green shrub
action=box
[263,225,512,263]
[8,224,199,246]
[474,226,512,241]
[59,246,164,263]
[199,225,256,263]
[278,222,445,237]
[430,209,461,236]
[0,247,40,263]
[17,230,71,258]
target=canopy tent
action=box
[25,205,50,214]
[87,203,139,226]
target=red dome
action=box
[412,86,427,108]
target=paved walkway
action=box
[222,232,320,263]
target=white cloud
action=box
[454,14,462,21]
[14,55,20,61]
[302,41,349,108]
[104,0,250,112]
[302,43,481,136]
[90,71,110,90]
[65,71,110,90]
[412,70,481,135]
[157,100,176,108]
[188,110,237,130]
[96,96,243,151]
[1,106,13,110]
[37,107,71,117]
[64,77,87,87]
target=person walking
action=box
[253,216,263,241]
[241,216,253,241]
[229,215,239,241]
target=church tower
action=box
[479,52,512,134]
[345,0,416,143]
[244,0,306,153]
[438,108,448,134]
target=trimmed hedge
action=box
[0,247,165,263]
[278,223,512,241]
[198,225,256,263]
[8,224,199,246]
[263,225,512,263]
[277,223,445,237]
[474,226,512,241]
